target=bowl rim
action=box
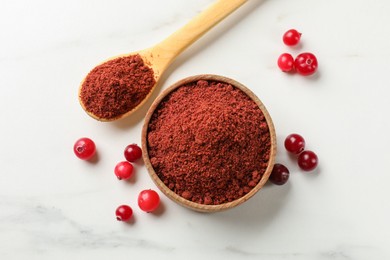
[141,74,277,212]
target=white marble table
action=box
[1,0,390,259]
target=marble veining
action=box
[1,0,390,259]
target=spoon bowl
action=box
[78,0,248,121]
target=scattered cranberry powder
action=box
[147,80,271,205]
[80,54,155,119]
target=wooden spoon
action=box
[79,0,247,121]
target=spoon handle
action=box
[151,0,247,71]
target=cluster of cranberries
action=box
[277,29,318,76]
[73,138,160,222]
[269,133,319,185]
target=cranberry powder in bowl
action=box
[142,75,276,212]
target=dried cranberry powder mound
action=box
[80,54,155,119]
[147,80,271,205]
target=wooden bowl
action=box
[141,75,276,212]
